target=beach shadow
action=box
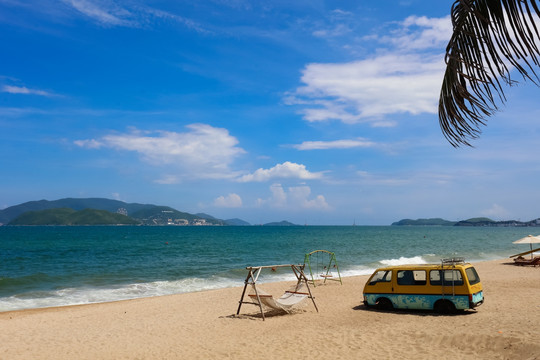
[226,308,302,321]
[352,304,477,317]
[502,261,519,266]
[501,261,540,267]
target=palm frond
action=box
[439,0,540,147]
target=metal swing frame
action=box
[304,250,342,286]
[236,264,318,321]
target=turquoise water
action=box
[0,225,534,312]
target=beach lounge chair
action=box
[513,256,540,266]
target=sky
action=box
[1,0,540,225]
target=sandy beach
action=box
[0,259,538,360]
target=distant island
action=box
[0,198,297,226]
[392,217,540,227]
[261,220,297,227]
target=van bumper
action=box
[469,290,484,308]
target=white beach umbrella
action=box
[513,235,540,258]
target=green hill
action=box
[392,218,457,226]
[0,198,156,224]
[130,206,223,225]
[224,218,251,226]
[263,220,298,226]
[8,208,140,225]
[454,217,495,226]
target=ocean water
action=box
[0,225,535,312]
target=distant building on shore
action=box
[116,208,128,216]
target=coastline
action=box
[1,258,538,359]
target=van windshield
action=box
[368,270,391,285]
[465,267,481,285]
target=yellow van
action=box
[363,258,483,313]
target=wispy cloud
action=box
[290,15,452,125]
[311,8,353,39]
[63,0,136,26]
[356,169,455,186]
[292,138,376,150]
[2,85,55,97]
[60,0,209,31]
[379,16,452,51]
[75,124,246,180]
[143,7,210,34]
[237,161,324,182]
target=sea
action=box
[0,225,535,312]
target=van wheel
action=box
[434,300,456,314]
[376,298,393,311]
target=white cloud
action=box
[290,16,452,124]
[2,85,54,96]
[294,53,444,123]
[214,193,243,208]
[480,204,511,220]
[237,161,324,182]
[292,138,375,150]
[288,185,330,210]
[75,124,246,180]
[257,183,330,210]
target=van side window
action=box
[397,270,426,285]
[368,270,392,285]
[430,270,464,286]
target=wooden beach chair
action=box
[513,256,540,267]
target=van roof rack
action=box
[441,257,465,265]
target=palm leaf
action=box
[439,0,540,147]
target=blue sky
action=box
[1,0,540,225]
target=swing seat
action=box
[319,274,333,278]
[248,283,309,313]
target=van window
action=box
[368,270,392,285]
[397,270,426,285]
[430,270,464,286]
[465,267,481,285]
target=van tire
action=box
[376,298,393,311]
[434,300,456,314]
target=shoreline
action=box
[1,258,539,359]
[0,256,515,314]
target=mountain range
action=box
[0,198,246,226]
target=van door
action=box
[393,269,429,310]
[363,269,393,306]
[429,269,470,309]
